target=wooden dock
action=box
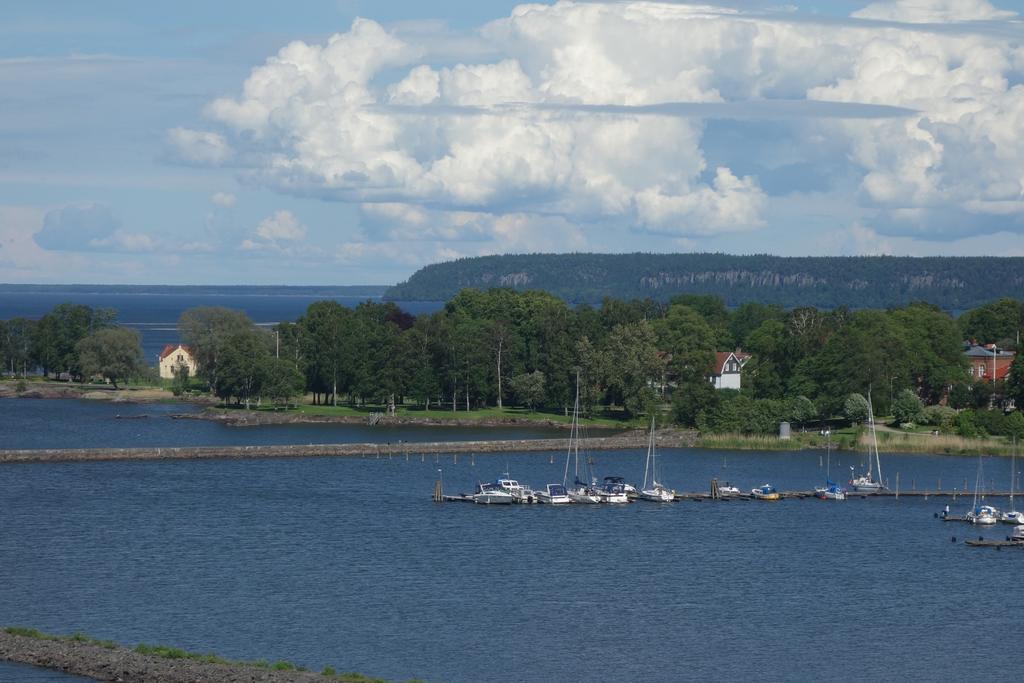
[964,538,1024,549]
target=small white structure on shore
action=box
[158,344,197,380]
[779,421,791,440]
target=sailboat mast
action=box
[867,391,882,484]
[643,416,653,490]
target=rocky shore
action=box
[0,630,341,682]
[181,408,584,429]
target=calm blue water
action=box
[0,290,443,363]
[0,398,569,449]
[2,446,1021,682]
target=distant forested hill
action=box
[385,253,1024,309]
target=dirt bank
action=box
[0,380,192,404]
[182,408,589,430]
[0,630,343,682]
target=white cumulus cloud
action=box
[166,127,233,166]
[177,0,1024,254]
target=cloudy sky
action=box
[2,0,1023,285]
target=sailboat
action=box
[563,373,601,504]
[638,417,675,502]
[966,455,999,525]
[849,393,884,493]
[1001,438,1023,524]
[814,430,846,500]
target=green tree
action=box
[1005,411,1024,441]
[178,307,254,391]
[33,303,116,379]
[601,320,661,416]
[788,395,817,430]
[1,318,37,376]
[509,370,546,410]
[214,329,271,408]
[671,378,718,427]
[844,393,869,423]
[891,389,924,424]
[74,326,144,389]
[958,297,1023,346]
[948,382,973,410]
[262,357,305,407]
[1007,356,1024,409]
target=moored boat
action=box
[751,484,780,501]
[472,482,515,505]
[597,480,630,504]
[536,483,572,504]
[814,482,846,500]
[638,417,675,502]
[849,395,885,493]
[967,504,999,525]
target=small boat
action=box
[597,480,630,504]
[1001,510,1024,525]
[472,482,515,505]
[536,483,572,504]
[602,479,634,493]
[563,373,602,504]
[814,432,845,500]
[717,483,741,497]
[967,504,999,525]
[1011,525,1024,542]
[814,482,847,500]
[849,394,885,493]
[751,484,780,501]
[965,455,998,524]
[1001,439,1021,524]
[638,417,675,502]
[494,477,536,504]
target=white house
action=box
[159,344,198,380]
[709,351,751,390]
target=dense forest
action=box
[4,291,1024,438]
[385,253,1024,310]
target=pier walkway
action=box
[0,431,697,464]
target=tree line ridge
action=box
[384,253,1024,309]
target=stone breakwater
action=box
[0,631,329,682]
[0,431,698,464]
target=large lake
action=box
[2,417,1022,682]
[0,288,443,363]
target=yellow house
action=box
[159,344,198,380]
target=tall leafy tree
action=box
[214,328,272,408]
[33,303,116,379]
[178,307,254,391]
[601,320,662,417]
[75,327,145,389]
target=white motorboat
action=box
[536,483,572,504]
[1011,525,1024,542]
[597,480,631,504]
[494,477,537,504]
[849,394,885,493]
[716,484,741,497]
[638,416,675,502]
[472,482,515,505]
[1001,510,1024,525]
[602,476,638,495]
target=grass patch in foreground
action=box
[5,626,420,682]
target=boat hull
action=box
[472,492,514,505]
[639,488,675,502]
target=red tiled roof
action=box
[711,351,751,376]
[159,344,193,361]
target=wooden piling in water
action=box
[433,479,443,502]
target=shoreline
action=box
[0,628,385,683]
